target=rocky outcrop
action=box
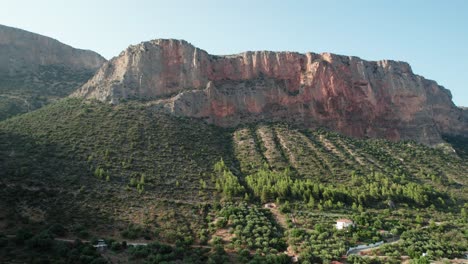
[0,24,105,74]
[0,24,106,120]
[74,39,467,145]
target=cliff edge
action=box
[74,39,467,145]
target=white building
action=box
[336,218,354,230]
[94,239,108,251]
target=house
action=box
[336,218,354,230]
[94,239,108,251]
[264,203,276,209]
[378,230,391,236]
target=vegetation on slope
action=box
[0,98,237,250]
[0,98,467,263]
[0,65,96,120]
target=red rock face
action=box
[74,39,467,145]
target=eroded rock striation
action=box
[74,39,467,145]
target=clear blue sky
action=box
[1,0,467,106]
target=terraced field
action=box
[231,124,467,193]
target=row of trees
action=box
[378,224,467,259]
[213,159,448,209]
[1,227,107,264]
[213,159,245,199]
[216,203,286,253]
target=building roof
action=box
[336,218,353,223]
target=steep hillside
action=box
[74,39,467,145]
[0,24,106,120]
[0,99,466,263]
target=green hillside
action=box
[0,65,96,121]
[0,98,467,263]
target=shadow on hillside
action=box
[443,134,468,160]
[0,128,220,241]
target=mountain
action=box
[74,39,467,145]
[0,37,467,263]
[0,24,106,120]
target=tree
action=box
[308,196,315,209]
[358,204,364,212]
[461,207,467,222]
[410,256,430,264]
[415,215,423,225]
[130,178,136,187]
[213,159,244,199]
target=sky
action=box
[1,0,467,106]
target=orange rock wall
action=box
[75,39,467,145]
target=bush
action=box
[410,256,430,264]
[78,230,90,239]
[0,234,8,248]
[15,228,33,244]
[110,241,122,251]
[26,231,54,251]
[90,258,108,264]
[121,224,146,239]
[129,245,151,259]
[215,217,227,228]
[48,223,66,236]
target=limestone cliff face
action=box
[74,39,467,145]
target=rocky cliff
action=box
[0,24,106,120]
[0,24,105,74]
[74,39,467,145]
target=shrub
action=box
[15,228,33,245]
[48,223,66,236]
[0,234,8,248]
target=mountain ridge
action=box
[0,24,106,120]
[0,24,105,71]
[73,39,467,145]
